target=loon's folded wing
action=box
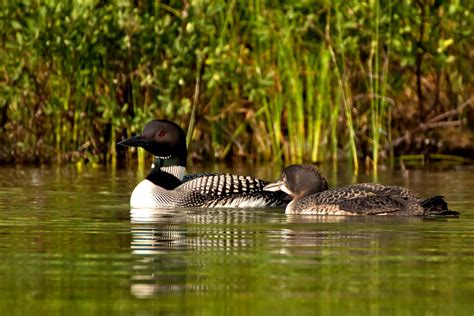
[177,173,288,207]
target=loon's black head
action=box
[263,164,328,198]
[118,119,187,167]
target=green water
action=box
[0,164,473,315]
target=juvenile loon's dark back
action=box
[264,164,459,216]
[118,119,288,209]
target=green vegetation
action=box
[1,0,472,168]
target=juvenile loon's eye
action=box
[158,130,166,137]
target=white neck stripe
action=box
[160,166,186,181]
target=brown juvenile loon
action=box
[264,164,459,216]
[118,119,288,209]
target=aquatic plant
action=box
[1,0,472,167]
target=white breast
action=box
[130,179,167,209]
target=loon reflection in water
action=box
[130,209,265,298]
[129,208,445,299]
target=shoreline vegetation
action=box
[1,1,473,170]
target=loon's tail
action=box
[421,195,459,216]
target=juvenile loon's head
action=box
[118,119,187,167]
[263,165,328,199]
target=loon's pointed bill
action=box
[118,135,151,148]
[263,180,292,196]
[263,180,284,191]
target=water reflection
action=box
[130,208,266,298]
[129,207,468,301]
[130,210,184,298]
[130,208,264,253]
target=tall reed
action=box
[331,5,359,172]
[311,49,331,162]
[367,0,392,170]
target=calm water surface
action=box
[0,163,473,315]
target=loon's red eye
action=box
[158,130,166,137]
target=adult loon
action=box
[264,164,459,216]
[118,119,288,209]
